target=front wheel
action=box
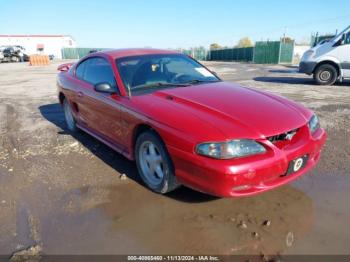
[135,130,180,194]
[313,64,338,85]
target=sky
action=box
[1,0,350,48]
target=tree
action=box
[281,36,294,43]
[210,43,222,50]
[235,37,253,48]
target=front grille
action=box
[267,129,298,143]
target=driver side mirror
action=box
[94,82,118,94]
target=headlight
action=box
[196,139,266,159]
[308,114,320,134]
[302,50,315,60]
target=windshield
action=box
[330,25,350,42]
[116,54,220,94]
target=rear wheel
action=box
[313,64,338,85]
[63,99,78,132]
[135,130,180,194]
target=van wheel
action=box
[135,130,180,194]
[11,56,19,63]
[313,64,338,85]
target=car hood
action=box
[150,82,312,139]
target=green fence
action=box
[180,47,208,61]
[62,43,294,64]
[311,34,335,47]
[63,47,209,61]
[208,42,294,64]
[253,41,294,64]
[209,47,254,62]
[279,42,294,64]
[61,48,107,59]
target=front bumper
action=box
[299,61,317,75]
[168,127,327,197]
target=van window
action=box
[345,33,350,45]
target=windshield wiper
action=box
[182,79,220,85]
[132,82,190,91]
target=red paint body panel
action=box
[57,48,327,197]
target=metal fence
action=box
[207,41,294,64]
[62,47,208,61]
[61,48,106,59]
[253,41,294,64]
[209,47,254,62]
[279,41,294,64]
[180,47,208,61]
[62,42,294,64]
[253,41,280,64]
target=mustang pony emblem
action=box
[285,131,297,141]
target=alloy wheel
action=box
[139,141,164,187]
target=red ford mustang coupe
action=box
[57,49,327,197]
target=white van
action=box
[299,26,350,85]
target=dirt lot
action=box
[0,60,349,258]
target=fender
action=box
[314,56,343,79]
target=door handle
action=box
[77,91,84,98]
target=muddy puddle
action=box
[14,180,314,255]
[0,146,350,255]
[287,173,350,255]
[6,169,350,256]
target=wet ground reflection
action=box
[37,183,313,255]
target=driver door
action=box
[75,57,126,151]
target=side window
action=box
[75,60,88,79]
[84,57,117,87]
[345,33,350,45]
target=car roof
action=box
[97,48,182,59]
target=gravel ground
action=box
[0,60,349,258]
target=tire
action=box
[313,64,338,85]
[135,130,180,194]
[63,99,78,132]
[12,56,20,63]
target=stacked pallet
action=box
[29,55,50,66]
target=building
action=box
[0,35,76,59]
[293,44,310,64]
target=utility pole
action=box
[283,26,287,43]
